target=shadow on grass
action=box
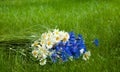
[0,39,31,49]
[0,39,34,62]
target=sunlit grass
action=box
[0,0,119,72]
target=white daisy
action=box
[64,32,70,39]
[38,46,49,56]
[46,40,53,49]
[47,31,53,38]
[41,33,48,40]
[42,54,47,59]
[53,29,60,35]
[82,51,91,61]
[40,40,46,47]
[40,59,47,65]
[37,53,47,60]
[32,50,39,58]
[53,35,61,43]
[62,32,70,43]
[31,41,40,47]
[37,54,42,60]
[59,31,65,40]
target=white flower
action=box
[38,46,49,56]
[37,54,42,60]
[53,35,61,43]
[62,32,70,43]
[59,31,65,40]
[46,40,53,49]
[41,33,48,40]
[37,53,47,60]
[40,59,46,65]
[47,31,53,38]
[42,54,47,59]
[53,29,60,35]
[64,32,70,39]
[80,49,84,54]
[31,41,40,47]
[37,46,49,60]
[40,40,46,47]
[82,51,91,61]
[32,50,39,58]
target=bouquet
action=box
[31,29,95,65]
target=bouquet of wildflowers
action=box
[31,29,91,65]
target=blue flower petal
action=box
[51,53,57,63]
[64,47,72,56]
[60,52,68,62]
[94,39,99,46]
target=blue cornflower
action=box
[70,43,80,59]
[71,47,80,59]
[77,34,86,52]
[60,51,68,62]
[55,45,60,52]
[73,51,80,59]
[64,46,73,56]
[51,53,57,63]
[58,41,64,47]
[69,32,76,41]
[78,34,82,39]
[77,39,86,49]
[94,39,99,46]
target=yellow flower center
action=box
[40,59,45,63]
[47,41,51,46]
[34,42,38,46]
[63,37,67,42]
[41,41,44,45]
[43,35,46,39]
[56,37,60,41]
[33,51,37,55]
[48,33,51,37]
[55,31,59,34]
[85,53,89,58]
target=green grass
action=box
[0,0,120,72]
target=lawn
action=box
[0,0,120,72]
